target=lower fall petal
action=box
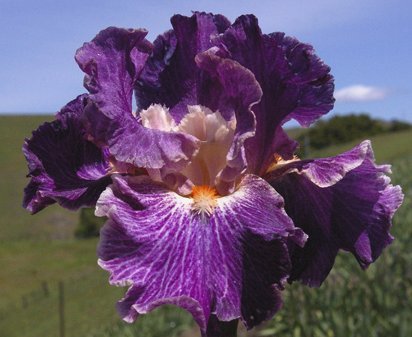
[269,142,403,287]
[96,174,304,334]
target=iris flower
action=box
[23,12,403,337]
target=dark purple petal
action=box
[136,12,231,122]
[56,94,88,118]
[269,141,403,287]
[216,15,334,174]
[97,174,305,334]
[76,27,198,170]
[23,108,111,213]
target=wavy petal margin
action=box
[136,12,231,122]
[75,27,151,119]
[215,15,334,174]
[269,141,403,286]
[135,12,333,175]
[96,174,306,335]
[76,27,198,169]
[23,102,111,213]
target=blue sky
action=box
[0,0,411,123]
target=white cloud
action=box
[334,85,388,102]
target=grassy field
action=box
[0,116,128,336]
[0,115,411,337]
[308,128,412,162]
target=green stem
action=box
[206,318,238,337]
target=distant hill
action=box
[294,114,411,155]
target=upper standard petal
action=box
[216,15,334,175]
[135,12,333,176]
[138,51,262,194]
[136,12,231,122]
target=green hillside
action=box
[0,116,125,336]
[308,129,412,162]
[0,115,411,337]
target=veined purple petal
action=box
[97,174,305,334]
[23,108,111,214]
[76,27,198,169]
[216,15,334,174]
[136,12,231,122]
[76,27,151,118]
[269,141,403,287]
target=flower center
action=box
[140,104,236,189]
[178,105,236,187]
[140,104,236,215]
[190,185,218,215]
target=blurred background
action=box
[0,1,411,336]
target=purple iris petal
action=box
[269,141,403,287]
[75,27,198,169]
[97,174,305,334]
[215,15,334,174]
[75,27,151,118]
[23,99,111,213]
[136,12,231,122]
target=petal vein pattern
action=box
[97,175,305,334]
